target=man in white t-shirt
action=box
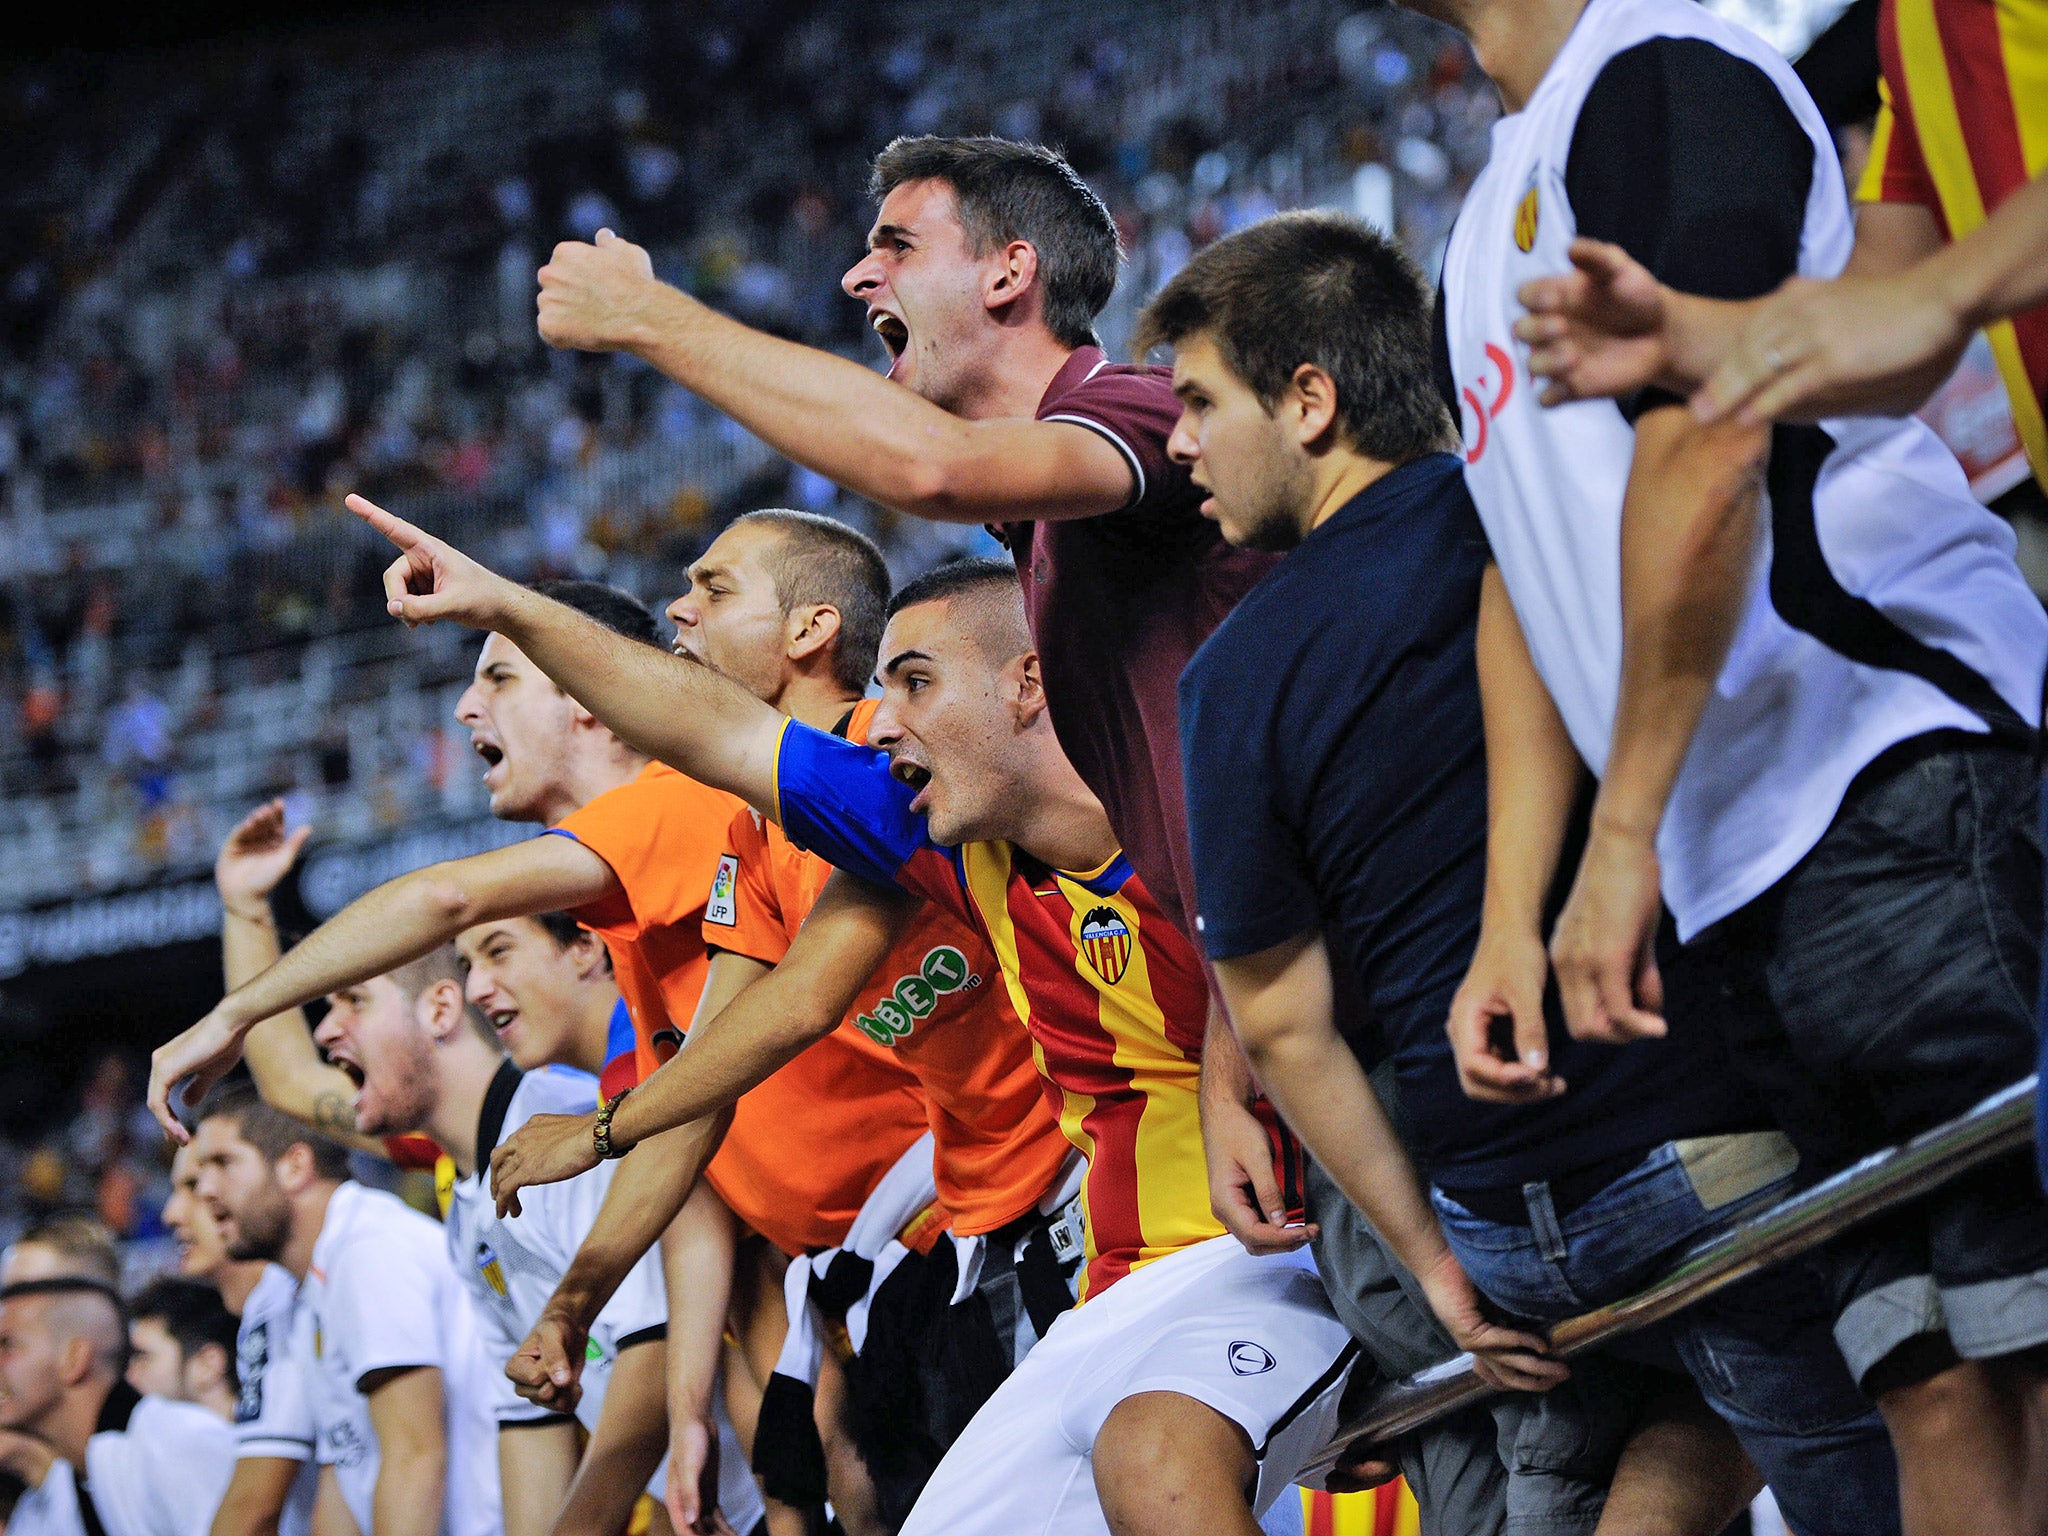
[192,1083,500,1536]
[1423,0,2048,1528]
[0,1277,236,1536]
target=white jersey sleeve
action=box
[85,1396,237,1536]
[3,1461,84,1536]
[234,1264,315,1462]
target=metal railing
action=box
[1310,1075,2040,1472]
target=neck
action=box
[772,674,865,733]
[42,1376,113,1467]
[545,744,649,825]
[954,329,1079,422]
[215,1260,268,1317]
[562,987,619,1078]
[427,1040,512,1180]
[281,1181,339,1281]
[199,1383,238,1423]
[1008,752,1123,873]
[1451,0,1591,111]
[1300,452,1402,538]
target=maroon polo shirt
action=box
[997,346,1278,939]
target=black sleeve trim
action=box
[498,1413,579,1430]
[1565,39,1814,422]
[615,1324,668,1352]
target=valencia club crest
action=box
[1078,905,1133,986]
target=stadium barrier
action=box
[1309,1074,2041,1473]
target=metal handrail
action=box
[1308,1074,2039,1473]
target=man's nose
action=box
[455,683,483,724]
[842,252,882,299]
[1166,413,1199,466]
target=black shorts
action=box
[1670,732,2048,1382]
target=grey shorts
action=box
[1306,1157,1643,1536]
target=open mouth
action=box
[333,1058,366,1091]
[487,1008,520,1036]
[890,759,931,792]
[473,740,504,771]
[870,311,908,358]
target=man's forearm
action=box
[489,584,784,814]
[216,866,482,1036]
[1598,410,1766,842]
[546,1114,731,1332]
[1939,170,2048,329]
[371,1450,446,1536]
[1475,566,1581,935]
[1198,992,1258,1112]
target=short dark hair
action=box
[870,136,1120,351]
[128,1277,240,1386]
[388,943,499,1049]
[884,558,1031,663]
[532,911,589,951]
[1135,211,1453,465]
[529,580,659,648]
[731,510,892,691]
[195,1081,352,1182]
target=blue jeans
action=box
[1432,1140,1901,1536]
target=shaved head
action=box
[0,1282,128,1435]
[884,558,1031,667]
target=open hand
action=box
[1691,268,1967,426]
[344,494,521,632]
[1415,1247,1568,1394]
[1515,239,1671,406]
[537,229,665,353]
[490,1110,601,1218]
[666,1414,738,1535]
[1549,825,1666,1046]
[505,1309,588,1414]
[1446,923,1565,1103]
[216,800,311,919]
[147,1007,250,1143]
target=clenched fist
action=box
[536,228,668,353]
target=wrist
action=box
[220,897,277,926]
[620,282,695,361]
[1918,245,1984,336]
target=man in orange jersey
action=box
[407,538,1560,1536]
[144,562,935,1532]
[482,516,1075,1530]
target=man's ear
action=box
[786,604,845,670]
[984,240,1041,319]
[1287,362,1342,450]
[569,929,611,984]
[274,1141,316,1197]
[58,1334,96,1390]
[1010,650,1050,728]
[417,978,469,1044]
[188,1341,230,1396]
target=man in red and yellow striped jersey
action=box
[480,558,1559,1536]
[1860,0,2048,475]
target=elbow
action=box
[896,455,966,522]
[412,867,480,932]
[1228,1008,1289,1069]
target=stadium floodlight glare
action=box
[1310,1073,2040,1472]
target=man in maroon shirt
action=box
[531,134,1292,1241]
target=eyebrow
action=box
[881,649,934,680]
[688,562,731,587]
[868,221,913,250]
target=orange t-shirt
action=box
[553,761,930,1255]
[704,703,1071,1237]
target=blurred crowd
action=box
[0,0,1507,905]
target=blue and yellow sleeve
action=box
[775,719,937,892]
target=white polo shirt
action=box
[302,1181,500,1536]
[443,1063,667,1432]
[231,1263,316,1536]
[1439,0,2048,937]
[6,1387,234,1536]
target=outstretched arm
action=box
[148,830,617,1139]
[536,231,1136,524]
[1213,932,1566,1394]
[489,876,911,1202]
[347,495,787,815]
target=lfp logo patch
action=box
[1078,906,1133,986]
[705,854,739,926]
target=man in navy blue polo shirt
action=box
[1145,211,1900,1536]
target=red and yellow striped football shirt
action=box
[1863,0,2048,478]
[773,718,1303,1300]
